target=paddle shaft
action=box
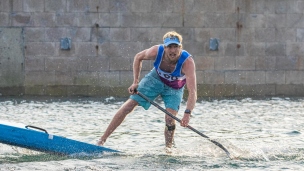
[135,90,232,159]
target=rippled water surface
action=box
[0,96,303,170]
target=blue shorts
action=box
[130,68,184,111]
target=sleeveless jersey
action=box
[153,45,191,89]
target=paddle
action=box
[134,89,233,159]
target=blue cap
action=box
[163,37,181,46]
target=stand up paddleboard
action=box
[0,120,119,155]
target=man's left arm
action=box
[181,57,197,127]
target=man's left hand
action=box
[180,113,190,127]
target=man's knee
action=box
[166,124,176,131]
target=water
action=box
[0,96,303,170]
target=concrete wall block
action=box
[45,28,66,42]
[67,0,89,12]
[76,42,99,57]
[74,71,111,86]
[194,28,210,42]
[237,28,255,42]
[31,13,56,27]
[298,56,304,70]
[119,71,133,86]
[87,86,110,96]
[55,71,74,85]
[140,13,163,27]
[276,84,297,96]
[45,85,67,96]
[267,14,286,28]
[0,13,9,26]
[100,71,120,86]
[25,42,56,57]
[88,57,109,71]
[97,13,120,27]
[67,85,88,96]
[295,84,304,96]
[215,56,236,71]
[276,28,296,43]
[183,13,206,28]
[121,13,141,27]
[25,86,45,95]
[285,71,304,84]
[24,0,44,12]
[109,0,131,13]
[203,71,225,84]
[265,43,286,56]
[129,0,152,13]
[88,0,110,12]
[162,13,183,27]
[185,42,206,57]
[11,13,31,26]
[185,0,215,13]
[197,84,214,97]
[286,43,304,57]
[246,71,265,85]
[235,85,250,96]
[298,1,304,14]
[66,27,91,42]
[99,42,129,58]
[255,28,276,42]
[0,0,10,12]
[11,0,23,12]
[150,0,176,13]
[266,71,285,84]
[110,28,131,41]
[215,0,235,13]
[236,56,255,70]
[117,42,143,58]
[255,56,276,70]
[225,43,245,57]
[24,56,45,71]
[214,84,235,97]
[296,28,304,42]
[25,71,55,86]
[225,71,246,84]
[24,28,45,42]
[77,13,99,27]
[73,57,89,71]
[235,0,266,14]
[205,13,237,28]
[130,28,155,42]
[286,14,304,28]
[45,0,66,13]
[286,0,300,13]
[45,57,74,72]
[109,57,131,71]
[56,13,79,27]
[210,28,235,43]
[246,14,266,28]
[91,27,110,43]
[194,56,214,70]
[255,84,276,96]
[247,43,265,57]
[276,55,298,70]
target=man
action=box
[98,31,197,148]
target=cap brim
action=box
[164,41,181,46]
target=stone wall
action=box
[0,0,304,98]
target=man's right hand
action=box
[97,138,105,146]
[128,84,138,94]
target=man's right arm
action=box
[129,45,159,94]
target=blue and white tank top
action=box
[153,45,191,89]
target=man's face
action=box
[164,44,182,62]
